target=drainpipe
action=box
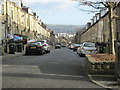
[108,6,113,54]
[5,0,8,53]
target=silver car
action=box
[77,42,97,57]
[36,40,50,53]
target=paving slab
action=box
[2,52,24,60]
[88,74,119,89]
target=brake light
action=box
[37,45,42,47]
[43,44,47,46]
[26,45,29,48]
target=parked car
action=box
[77,42,97,57]
[36,40,50,53]
[68,43,75,50]
[73,44,81,51]
[55,44,61,49]
[25,42,45,55]
[61,44,66,47]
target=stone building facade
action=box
[1,0,51,54]
[77,2,120,54]
[75,2,120,80]
[79,12,110,53]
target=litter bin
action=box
[9,43,15,54]
[16,44,23,52]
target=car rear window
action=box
[84,43,95,47]
[28,42,41,46]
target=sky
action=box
[22,0,98,25]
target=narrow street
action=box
[2,48,107,88]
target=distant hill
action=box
[46,24,85,34]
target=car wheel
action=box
[80,53,85,57]
[48,50,50,53]
[79,53,81,57]
[73,49,75,51]
[79,53,82,57]
[43,50,46,54]
[40,51,44,55]
[46,50,49,53]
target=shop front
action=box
[6,33,28,54]
[14,34,28,52]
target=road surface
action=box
[2,48,109,89]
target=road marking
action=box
[38,73,84,78]
[2,65,38,68]
[88,74,115,77]
[2,64,83,78]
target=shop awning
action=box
[13,35,23,41]
[14,34,28,39]
[14,34,28,44]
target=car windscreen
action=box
[84,43,95,47]
[39,41,44,44]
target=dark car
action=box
[25,42,45,55]
[55,44,61,49]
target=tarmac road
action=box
[2,48,109,89]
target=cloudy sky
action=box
[22,0,97,25]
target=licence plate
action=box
[31,47,36,49]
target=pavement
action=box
[88,74,119,90]
[2,51,24,60]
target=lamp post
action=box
[4,0,8,53]
[1,21,6,55]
